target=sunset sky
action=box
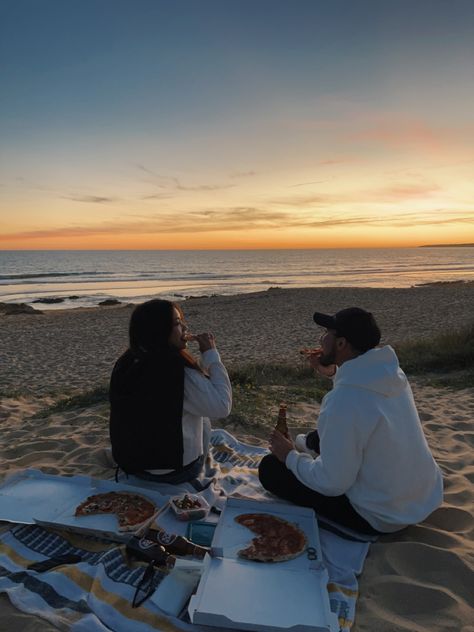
[1,0,473,250]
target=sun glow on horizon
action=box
[1,3,473,250]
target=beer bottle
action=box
[274,402,289,437]
[145,527,209,559]
[126,538,177,569]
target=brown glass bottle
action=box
[126,537,177,569]
[274,402,288,437]
[145,527,209,559]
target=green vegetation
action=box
[227,363,329,431]
[28,322,473,422]
[0,388,27,398]
[395,322,474,373]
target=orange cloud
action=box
[1,207,472,246]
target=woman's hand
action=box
[195,332,216,353]
[269,430,295,463]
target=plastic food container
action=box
[170,493,210,521]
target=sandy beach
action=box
[1,285,474,631]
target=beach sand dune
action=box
[1,285,473,631]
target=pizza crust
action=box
[235,513,307,562]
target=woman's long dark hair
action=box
[110,298,186,472]
[129,298,175,355]
[128,298,202,371]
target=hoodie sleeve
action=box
[183,349,232,419]
[285,391,371,496]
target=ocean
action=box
[0,248,473,310]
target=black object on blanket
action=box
[126,535,176,568]
[126,534,177,608]
[132,562,157,608]
[28,553,82,572]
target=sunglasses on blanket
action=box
[132,561,159,608]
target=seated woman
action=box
[109,299,232,485]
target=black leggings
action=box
[258,454,382,535]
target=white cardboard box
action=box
[188,497,339,632]
[0,468,167,541]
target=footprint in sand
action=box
[452,432,474,448]
[424,505,473,532]
[384,542,474,606]
[392,524,461,550]
[39,425,69,437]
[11,450,65,466]
[3,440,62,456]
[419,411,434,421]
[369,576,457,616]
[464,468,474,484]
[443,485,473,506]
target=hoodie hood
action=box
[334,345,407,397]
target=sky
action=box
[1,0,473,250]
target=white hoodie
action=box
[286,345,443,532]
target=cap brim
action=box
[313,312,336,329]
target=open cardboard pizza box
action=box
[0,469,167,542]
[188,497,339,632]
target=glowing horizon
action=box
[1,2,473,250]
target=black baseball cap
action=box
[313,307,381,353]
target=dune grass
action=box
[226,363,329,431]
[394,322,474,388]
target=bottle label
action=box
[156,531,178,546]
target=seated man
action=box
[259,307,443,535]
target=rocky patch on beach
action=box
[0,302,42,315]
[98,299,122,306]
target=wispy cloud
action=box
[368,183,441,202]
[10,177,118,204]
[136,164,235,192]
[271,181,442,207]
[289,180,332,188]
[229,171,257,178]
[390,209,474,228]
[270,193,345,206]
[62,195,116,204]
[2,208,472,242]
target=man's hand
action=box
[269,430,295,463]
[307,348,336,378]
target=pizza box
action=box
[188,497,339,632]
[0,468,167,542]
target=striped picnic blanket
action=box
[0,429,373,632]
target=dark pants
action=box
[258,454,382,535]
[135,454,205,485]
